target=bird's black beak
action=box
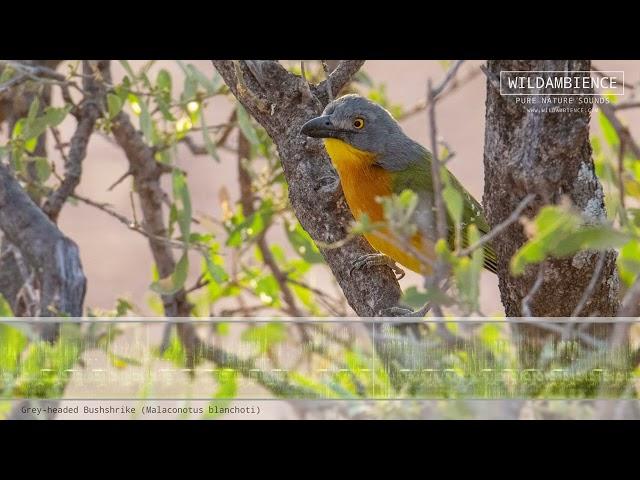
[300,115,339,138]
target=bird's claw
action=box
[349,253,406,281]
[380,302,431,318]
[380,306,414,317]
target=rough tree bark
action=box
[482,60,620,318]
[0,164,86,338]
[110,112,192,318]
[212,60,402,317]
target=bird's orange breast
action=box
[323,139,434,274]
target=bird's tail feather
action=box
[483,244,498,274]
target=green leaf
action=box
[186,64,216,95]
[204,253,228,283]
[510,205,628,276]
[182,75,197,103]
[241,323,286,353]
[108,352,142,369]
[455,225,482,313]
[200,113,219,162]
[236,104,259,145]
[226,202,273,248]
[24,137,37,153]
[156,69,172,95]
[255,275,280,305]
[119,60,136,80]
[11,118,25,139]
[173,252,190,291]
[115,298,133,316]
[205,369,238,419]
[150,252,189,295]
[27,96,40,122]
[139,100,153,143]
[23,117,49,143]
[598,109,619,147]
[618,240,640,286]
[285,221,323,264]
[0,323,27,374]
[402,286,429,309]
[443,176,464,225]
[44,106,72,127]
[397,188,418,210]
[160,332,186,366]
[0,66,16,84]
[172,170,192,241]
[553,226,630,257]
[31,157,51,182]
[0,294,13,316]
[107,93,123,119]
[510,206,579,275]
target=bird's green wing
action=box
[390,150,498,274]
[445,170,498,274]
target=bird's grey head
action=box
[300,94,405,155]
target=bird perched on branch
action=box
[301,94,497,280]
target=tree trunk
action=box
[482,60,620,362]
[483,60,619,318]
[0,164,86,339]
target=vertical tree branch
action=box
[110,110,192,318]
[42,60,108,222]
[425,79,448,317]
[237,130,303,317]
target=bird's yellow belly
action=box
[324,138,435,275]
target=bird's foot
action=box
[349,253,405,281]
[380,302,431,318]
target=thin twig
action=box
[598,101,640,159]
[592,66,635,91]
[570,251,607,318]
[299,61,313,101]
[237,130,304,318]
[426,79,449,317]
[285,277,346,316]
[521,321,604,349]
[321,61,333,102]
[614,101,640,111]
[107,170,132,192]
[618,275,640,317]
[185,273,209,294]
[317,60,365,103]
[397,67,481,122]
[42,61,107,222]
[617,138,627,224]
[71,193,208,254]
[432,60,465,98]
[458,194,535,258]
[175,324,320,399]
[522,264,545,317]
[0,73,27,93]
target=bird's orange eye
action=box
[353,118,365,129]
